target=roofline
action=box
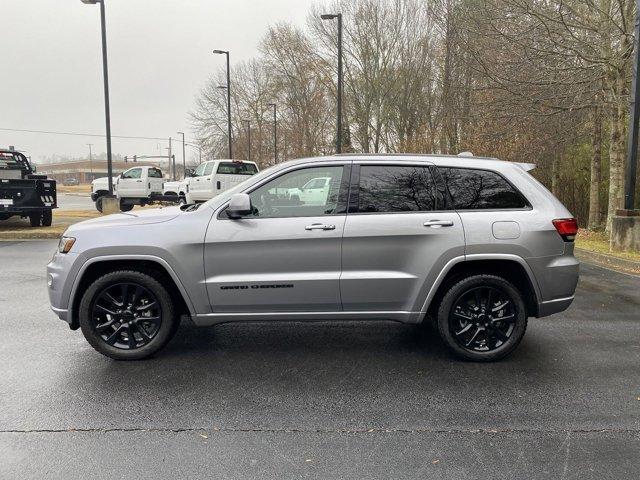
[331,153,498,161]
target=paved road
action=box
[1,240,638,479]
[56,193,94,211]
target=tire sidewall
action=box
[79,270,175,360]
[437,275,527,362]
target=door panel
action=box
[204,216,345,312]
[341,212,464,311]
[204,163,350,313]
[340,163,465,312]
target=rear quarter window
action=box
[217,162,258,175]
[439,167,529,210]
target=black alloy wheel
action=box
[91,282,162,350]
[449,286,516,352]
[437,274,527,362]
[79,270,178,360]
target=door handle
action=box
[136,180,142,182]
[305,223,336,231]
[423,220,454,228]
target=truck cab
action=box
[116,166,164,199]
[186,159,258,203]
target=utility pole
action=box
[243,120,251,161]
[321,12,343,154]
[86,143,93,178]
[177,131,186,178]
[268,103,277,163]
[168,137,175,180]
[213,49,232,159]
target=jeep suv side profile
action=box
[47,154,579,361]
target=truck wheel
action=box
[178,194,187,205]
[120,200,134,212]
[78,270,178,360]
[41,209,53,227]
[95,196,104,213]
[436,274,527,362]
[29,212,42,227]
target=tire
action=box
[41,209,53,227]
[178,194,187,206]
[436,274,528,362]
[29,212,41,227]
[79,270,178,360]
[119,200,134,212]
[95,196,104,213]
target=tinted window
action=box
[122,168,141,179]
[204,162,215,175]
[217,162,258,175]
[194,163,207,176]
[440,167,528,209]
[357,165,436,213]
[148,168,163,178]
[248,166,344,218]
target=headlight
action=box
[58,236,76,254]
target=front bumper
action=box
[47,251,84,327]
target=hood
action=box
[67,206,181,233]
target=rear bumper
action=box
[537,295,574,318]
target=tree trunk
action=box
[606,73,627,232]
[588,105,602,229]
[551,154,560,197]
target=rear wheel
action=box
[29,212,41,227]
[436,274,527,362]
[41,209,52,226]
[79,270,178,360]
[119,199,134,212]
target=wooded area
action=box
[190,0,640,231]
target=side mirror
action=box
[226,193,252,219]
[185,168,195,177]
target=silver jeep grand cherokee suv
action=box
[47,154,579,362]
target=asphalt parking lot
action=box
[1,240,639,479]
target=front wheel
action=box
[436,274,527,362]
[95,196,104,213]
[79,270,178,360]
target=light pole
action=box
[177,131,186,178]
[267,103,277,163]
[321,12,343,154]
[213,49,232,159]
[82,0,114,194]
[243,119,251,161]
[624,0,640,211]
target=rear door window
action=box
[217,162,258,175]
[439,167,529,209]
[355,165,437,213]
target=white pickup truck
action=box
[91,165,167,212]
[91,161,259,212]
[185,159,259,203]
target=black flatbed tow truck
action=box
[0,149,57,227]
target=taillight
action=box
[552,218,578,242]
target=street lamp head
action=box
[212,49,228,55]
[321,13,338,20]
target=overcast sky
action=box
[1,0,317,163]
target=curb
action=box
[575,248,640,275]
